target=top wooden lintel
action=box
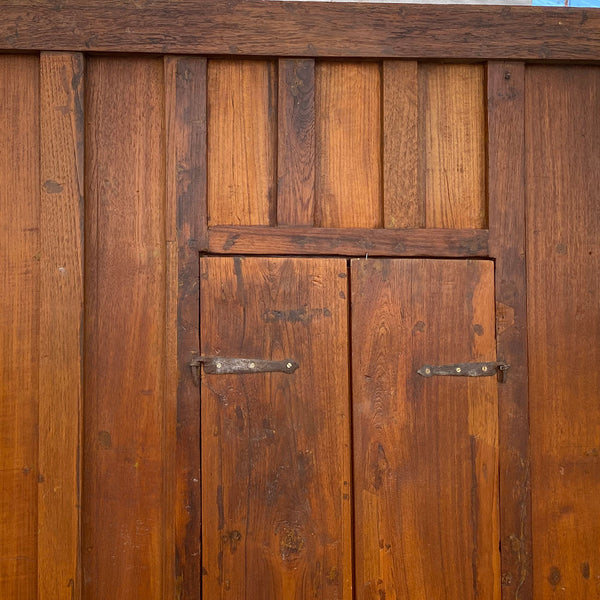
[1,1,599,61]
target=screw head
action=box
[286,362,293,369]
[249,362,256,369]
[482,365,488,372]
[456,367,461,373]
[425,367,431,375]
[216,362,222,369]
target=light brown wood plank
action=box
[421,64,486,229]
[83,57,166,599]
[277,58,315,226]
[352,259,500,600]
[38,51,84,600]
[201,257,352,599]
[164,55,205,599]
[487,61,532,600]
[315,62,381,228]
[383,61,421,228]
[526,65,600,600]
[0,54,39,600]
[208,60,276,226]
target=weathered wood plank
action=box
[207,60,276,226]
[208,225,489,257]
[422,64,486,229]
[39,51,84,600]
[315,62,381,228]
[83,57,166,599]
[1,3,600,61]
[352,258,500,599]
[0,54,39,600]
[487,61,532,600]
[383,61,421,228]
[526,65,600,600]
[164,55,205,600]
[200,257,352,599]
[277,59,315,226]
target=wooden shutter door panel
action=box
[200,256,352,599]
[352,259,500,600]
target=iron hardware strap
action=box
[190,356,299,384]
[417,362,510,382]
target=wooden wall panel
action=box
[0,54,39,600]
[352,259,500,600]
[421,64,486,229]
[200,257,352,599]
[39,51,84,600]
[208,60,276,226]
[526,66,600,600]
[83,57,166,599]
[315,62,381,228]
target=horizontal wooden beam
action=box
[207,226,489,257]
[1,2,600,61]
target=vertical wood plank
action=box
[422,64,486,229]
[383,61,422,228]
[352,259,500,600]
[487,61,532,600]
[0,54,39,600]
[277,58,315,226]
[315,62,381,228]
[201,257,352,599]
[39,51,84,600]
[165,55,205,600]
[526,65,600,600]
[207,60,276,226]
[84,57,166,599]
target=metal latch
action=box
[417,361,510,382]
[190,356,299,384]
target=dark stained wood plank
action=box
[277,59,315,226]
[422,64,486,228]
[0,54,39,600]
[1,3,600,61]
[208,225,489,257]
[315,62,381,228]
[487,61,532,600]
[164,55,205,600]
[200,257,352,599]
[39,51,84,600]
[383,61,421,228]
[352,259,500,599]
[526,65,600,600]
[207,60,276,227]
[83,57,166,599]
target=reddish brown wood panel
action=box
[200,257,352,599]
[315,62,381,228]
[39,51,84,600]
[207,60,276,226]
[421,64,486,228]
[526,65,600,599]
[83,57,167,599]
[277,58,315,226]
[487,61,532,599]
[0,54,39,600]
[352,259,500,600]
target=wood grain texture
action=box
[526,65,600,600]
[39,51,84,600]
[352,259,500,600]
[200,257,352,599]
[208,60,276,226]
[1,3,600,60]
[383,61,421,228]
[421,64,486,229]
[0,54,39,600]
[277,59,315,226]
[315,62,381,228]
[83,57,166,599]
[487,61,532,600]
[164,55,205,600]
[208,225,489,257]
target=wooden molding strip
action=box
[207,225,489,257]
[2,2,600,60]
